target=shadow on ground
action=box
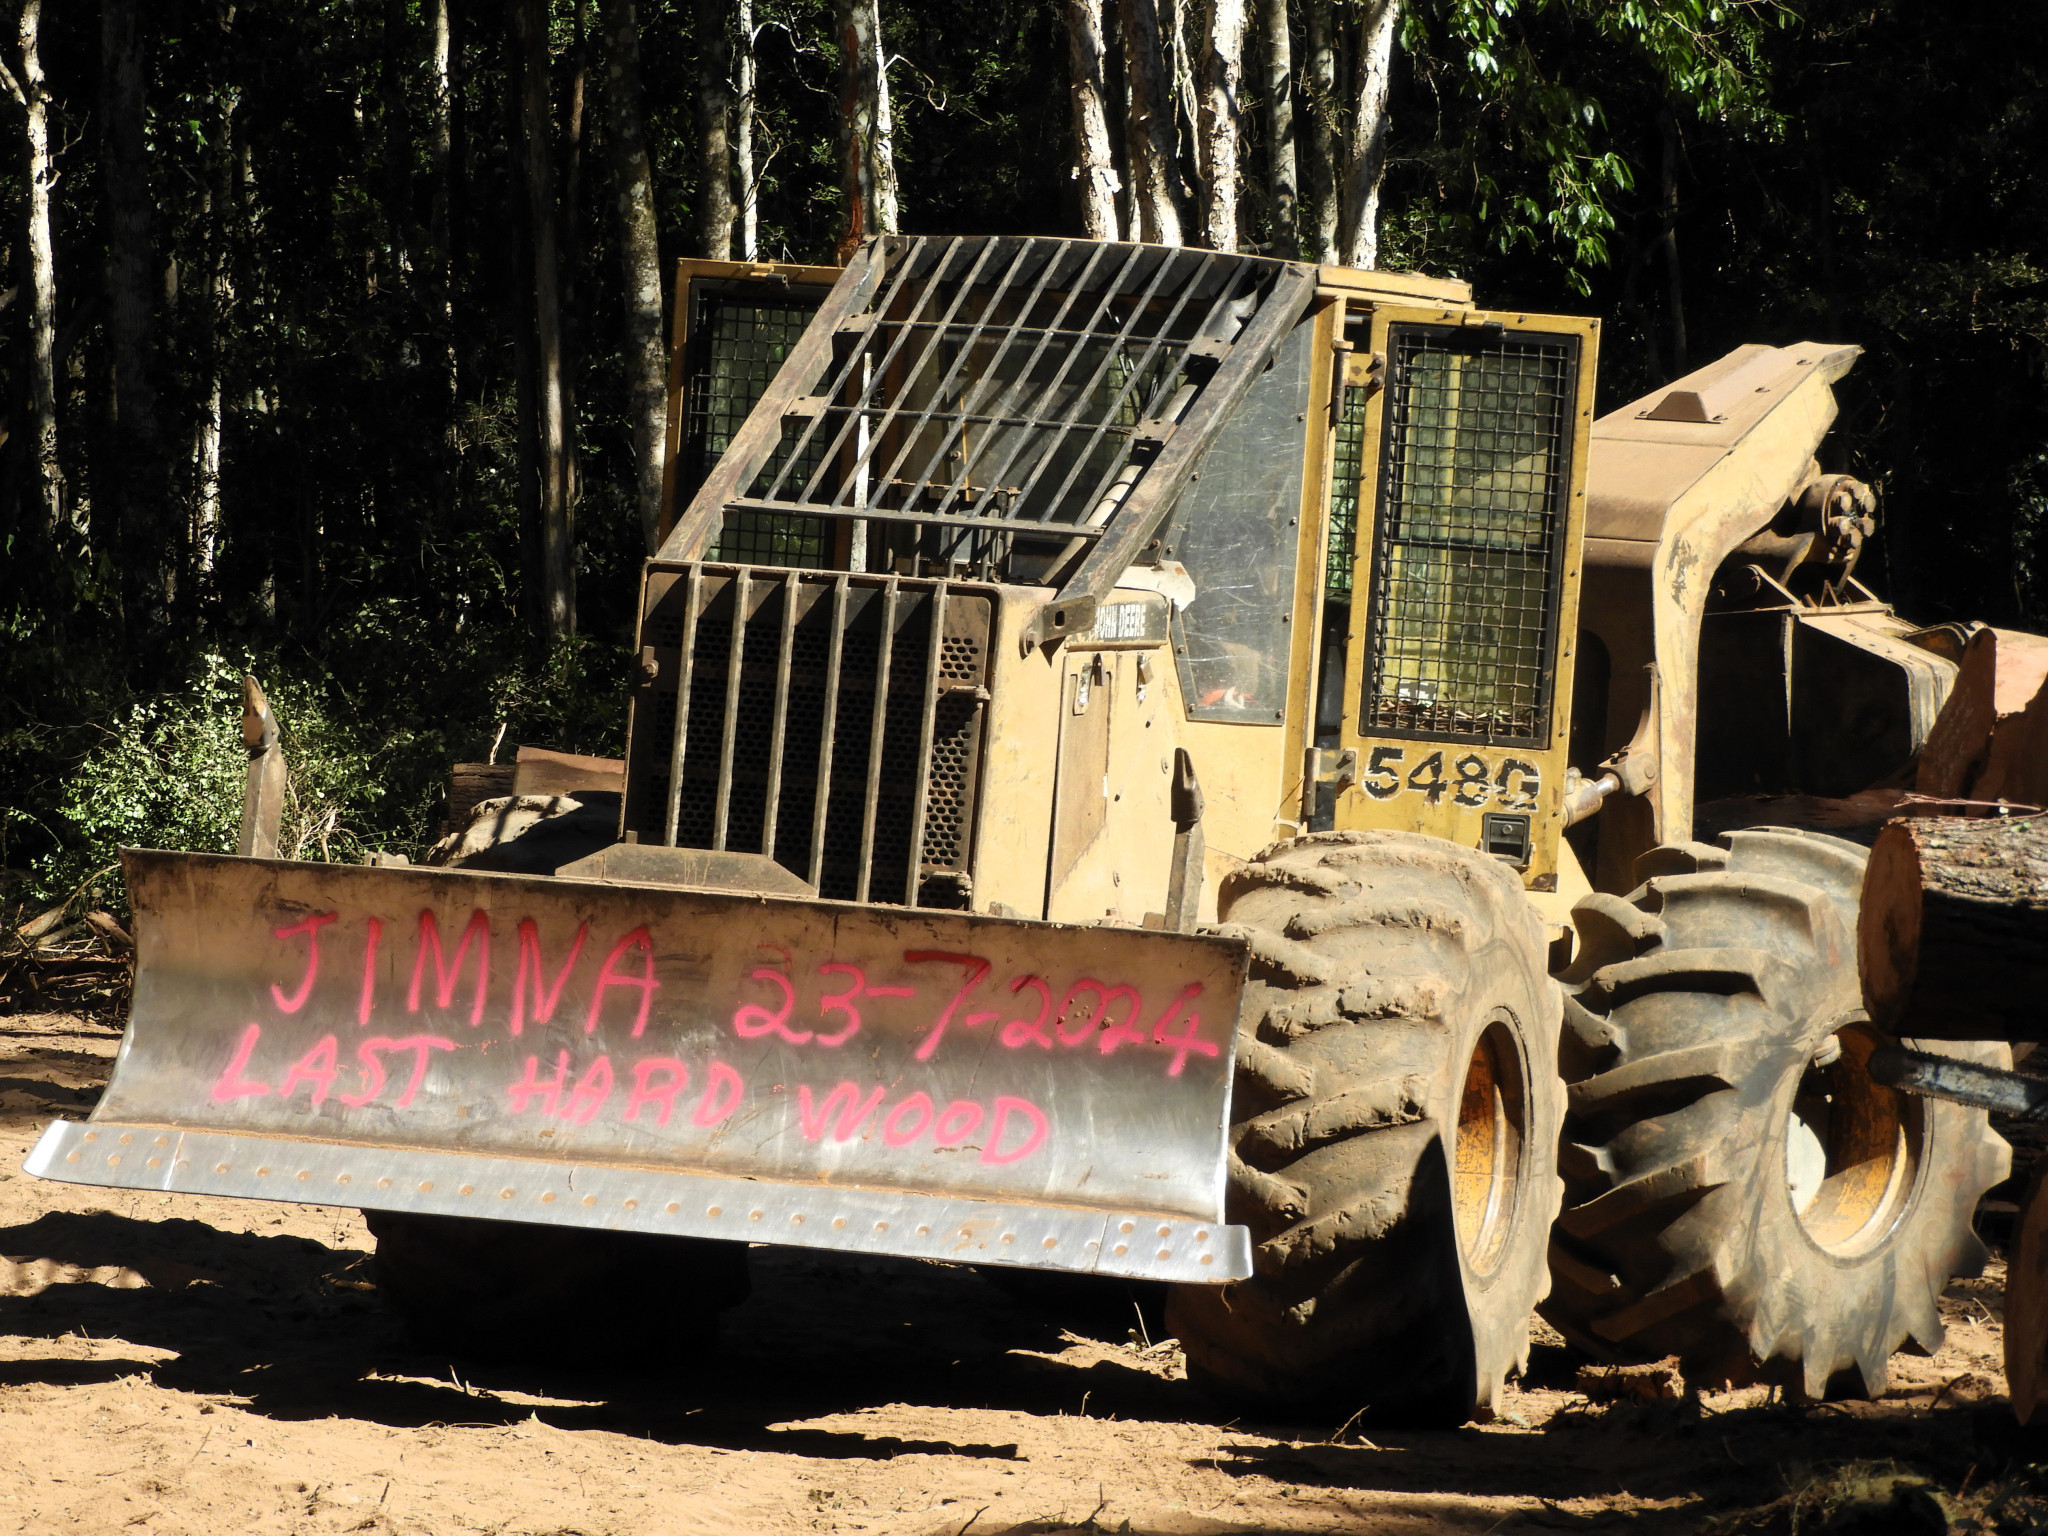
[1,1204,2039,1532]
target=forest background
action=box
[0,0,2041,910]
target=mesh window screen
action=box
[1325,384,1370,598]
[677,286,832,567]
[1361,324,1577,746]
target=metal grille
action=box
[693,237,1294,575]
[1325,384,1370,598]
[1361,324,1577,746]
[678,287,833,568]
[623,563,992,907]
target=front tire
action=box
[1166,831,1565,1424]
[1543,828,2010,1397]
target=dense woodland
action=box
[0,0,2041,904]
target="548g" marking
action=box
[1358,746,1541,811]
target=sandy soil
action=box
[0,1007,2043,1536]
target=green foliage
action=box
[1392,0,1789,292]
[27,633,628,917]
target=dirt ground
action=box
[2,1009,2046,1536]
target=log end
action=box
[1859,818,1924,1029]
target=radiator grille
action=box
[1361,324,1577,746]
[624,563,992,906]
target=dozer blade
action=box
[29,849,1253,1281]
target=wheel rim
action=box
[1453,1019,1528,1275]
[1787,1021,1924,1256]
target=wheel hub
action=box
[1787,1021,1924,1256]
[1454,1019,1529,1275]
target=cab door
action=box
[1331,306,1600,892]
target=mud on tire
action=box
[1543,827,2011,1397]
[1166,830,1565,1425]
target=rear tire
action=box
[1165,831,1565,1425]
[1543,827,2010,1397]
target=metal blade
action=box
[29,848,1254,1282]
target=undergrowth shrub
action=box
[27,636,627,915]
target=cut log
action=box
[1976,675,2048,809]
[1915,627,2048,800]
[511,744,625,800]
[445,763,517,836]
[1860,815,2048,1040]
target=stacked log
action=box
[1857,813,2048,1423]
[1859,815,2048,1042]
[1915,627,2048,805]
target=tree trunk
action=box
[1116,0,1183,246]
[601,0,669,554]
[1335,0,1400,270]
[430,0,453,256]
[871,7,898,234]
[4,0,60,541]
[382,0,415,282]
[1860,815,2048,1041]
[195,14,238,585]
[834,0,897,258]
[1658,104,1687,376]
[694,0,734,259]
[1259,0,1295,257]
[735,0,759,259]
[102,0,167,637]
[509,0,575,641]
[560,0,589,535]
[1062,0,1120,241]
[429,0,458,400]
[563,0,589,277]
[1196,0,1246,251]
[1335,0,1397,270]
[1300,0,1336,263]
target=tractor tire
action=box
[1543,827,2011,1397]
[1165,830,1565,1425]
[365,1210,751,1362]
[372,791,752,1361]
